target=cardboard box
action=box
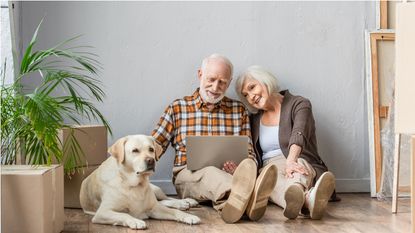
[59,125,108,208]
[1,165,64,233]
[64,165,99,208]
[58,125,108,166]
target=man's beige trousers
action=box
[172,155,316,210]
[173,165,232,210]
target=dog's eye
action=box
[132,148,140,153]
[149,147,154,153]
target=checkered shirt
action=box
[152,88,256,167]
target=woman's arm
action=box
[285,144,309,178]
[285,98,314,178]
[288,99,314,150]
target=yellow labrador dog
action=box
[80,135,200,230]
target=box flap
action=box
[1,165,61,175]
[65,124,105,129]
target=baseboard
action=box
[152,178,371,195]
[335,178,370,193]
[150,179,177,195]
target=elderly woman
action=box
[235,66,337,220]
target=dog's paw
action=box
[162,199,190,210]
[180,214,201,225]
[125,218,147,229]
[183,198,199,208]
[176,200,191,210]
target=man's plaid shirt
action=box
[152,88,256,167]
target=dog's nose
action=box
[145,157,155,167]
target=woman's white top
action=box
[259,121,283,161]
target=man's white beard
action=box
[199,88,224,104]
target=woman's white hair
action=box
[201,53,233,78]
[235,65,280,113]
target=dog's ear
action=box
[151,137,163,161]
[108,137,128,164]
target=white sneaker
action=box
[306,171,335,220]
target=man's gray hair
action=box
[235,65,280,113]
[201,54,233,78]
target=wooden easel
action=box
[367,31,395,195]
[392,133,401,213]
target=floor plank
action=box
[63,194,411,233]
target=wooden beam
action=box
[379,106,389,118]
[398,185,411,193]
[380,0,388,29]
[392,133,401,213]
[412,136,415,233]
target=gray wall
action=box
[19,1,376,193]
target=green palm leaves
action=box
[1,20,111,174]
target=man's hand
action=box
[222,160,238,175]
[285,160,308,178]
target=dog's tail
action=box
[83,210,96,216]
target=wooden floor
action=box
[63,193,411,233]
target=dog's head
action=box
[108,135,163,176]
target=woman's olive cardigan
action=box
[250,90,328,183]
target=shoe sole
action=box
[246,164,278,221]
[222,159,257,223]
[283,185,304,219]
[309,171,335,220]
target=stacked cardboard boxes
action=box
[59,125,108,208]
[1,125,107,233]
[1,165,64,233]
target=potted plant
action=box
[1,20,112,174]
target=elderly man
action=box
[152,54,277,223]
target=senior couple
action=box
[152,54,337,223]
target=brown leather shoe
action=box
[283,184,304,219]
[221,159,257,223]
[246,164,278,221]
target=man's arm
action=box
[223,108,258,174]
[151,104,175,160]
[241,108,258,164]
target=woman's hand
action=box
[285,144,308,178]
[222,160,238,175]
[285,160,308,178]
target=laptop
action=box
[186,135,249,171]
